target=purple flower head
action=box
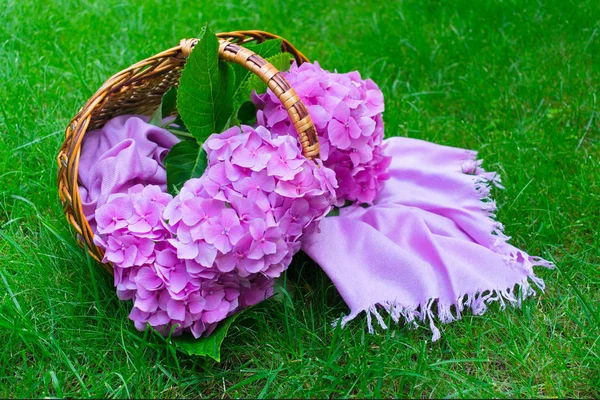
[95,195,133,234]
[135,265,164,291]
[169,125,336,279]
[104,234,155,268]
[203,208,245,253]
[253,61,391,204]
[166,290,206,322]
[180,197,223,227]
[279,198,310,238]
[204,126,249,161]
[216,235,264,275]
[228,194,265,226]
[240,274,275,307]
[231,130,271,171]
[93,123,337,338]
[248,219,281,259]
[141,184,173,207]
[328,102,362,149]
[234,170,276,198]
[133,287,159,313]
[274,168,318,198]
[128,196,162,234]
[266,139,304,180]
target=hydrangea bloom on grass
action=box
[93,125,337,337]
[93,184,268,338]
[166,125,338,279]
[253,61,391,205]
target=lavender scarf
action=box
[302,137,553,340]
[79,115,552,340]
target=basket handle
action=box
[179,38,320,160]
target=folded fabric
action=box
[78,115,179,231]
[302,137,553,340]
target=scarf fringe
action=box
[333,259,552,342]
[332,154,554,341]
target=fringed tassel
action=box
[335,275,547,342]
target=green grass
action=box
[1,0,599,397]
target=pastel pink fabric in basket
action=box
[78,115,553,341]
[78,115,179,232]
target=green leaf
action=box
[148,86,178,127]
[173,312,242,362]
[161,86,178,116]
[148,107,162,128]
[164,126,195,141]
[237,101,258,125]
[245,38,284,58]
[326,207,341,217]
[177,25,235,143]
[163,141,208,194]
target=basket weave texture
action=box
[57,30,318,269]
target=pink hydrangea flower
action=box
[253,61,390,205]
[95,184,279,338]
[93,124,337,339]
[167,125,337,279]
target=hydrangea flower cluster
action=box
[166,125,337,280]
[93,125,337,338]
[252,61,391,205]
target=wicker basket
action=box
[57,30,320,271]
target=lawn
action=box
[1,0,599,397]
